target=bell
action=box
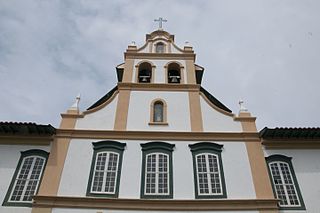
[171,76,178,83]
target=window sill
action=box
[2,201,32,207]
[140,194,173,199]
[148,122,168,126]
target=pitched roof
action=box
[260,127,320,140]
[86,85,232,114]
[87,86,118,110]
[0,122,55,136]
[200,87,232,113]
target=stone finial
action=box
[184,41,192,47]
[184,41,193,51]
[239,99,248,112]
[131,41,136,46]
[70,94,81,110]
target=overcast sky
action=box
[0,0,319,130]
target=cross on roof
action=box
[154,17,167,30]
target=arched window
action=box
[150,99,167,124]
[138,62,152,83]
[266,155,305,210]
[3,150,49,206]
[167,63,181,83]
[87,141,126,198]
[140,142,175,198]
[155,42,165,53]
[153,101,164,122]
[189,142,227,199]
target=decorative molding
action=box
[117,82,200,91]
[262,140,320,149]
[0,136,53,145]
[33,196,279,210]
[233,116,256,122]
[60,113,84,119]
[124,52,195,60]
[148,122,169,126]
[55,129,260,141]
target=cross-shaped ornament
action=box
[154,17,167,30]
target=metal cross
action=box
[154,17,167,30]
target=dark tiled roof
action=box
[260,127,320,139]
[0,122,55,136]
[87,86,118,110]
[200,87,232,113]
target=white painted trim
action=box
[144,152,170,195]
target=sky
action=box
[0,0,319,130]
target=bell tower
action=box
[112,27,207,132]
[116,29,204,85]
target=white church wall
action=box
[221,142,256,199]
[137,42,150,53]
[0,207,31,213]
[172,142,195,199]
[200,96,242,132]
[126,91,191,131]
[117,140,142,198]
[0,144,50,213]
[170,43,183,53]
[52,208,259,213]
[265,149,320,213]
[75,94,118,130]
[57,139,255,199]
[57,139,93,197]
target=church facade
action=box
[0,29,319,213]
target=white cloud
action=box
[0,0,319,129]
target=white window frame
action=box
[195,153,223,196]
[144,152,169,195]
[90,151,120,194]
[268,161,301,207]
[153,101,164,122]
[9,155,46,203]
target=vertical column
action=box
[185,60,196,84]
[188,91,203,132]
[32,109,80,213]
[236,111,279,213]
[122,58,135,83]
[114,89,131,130]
